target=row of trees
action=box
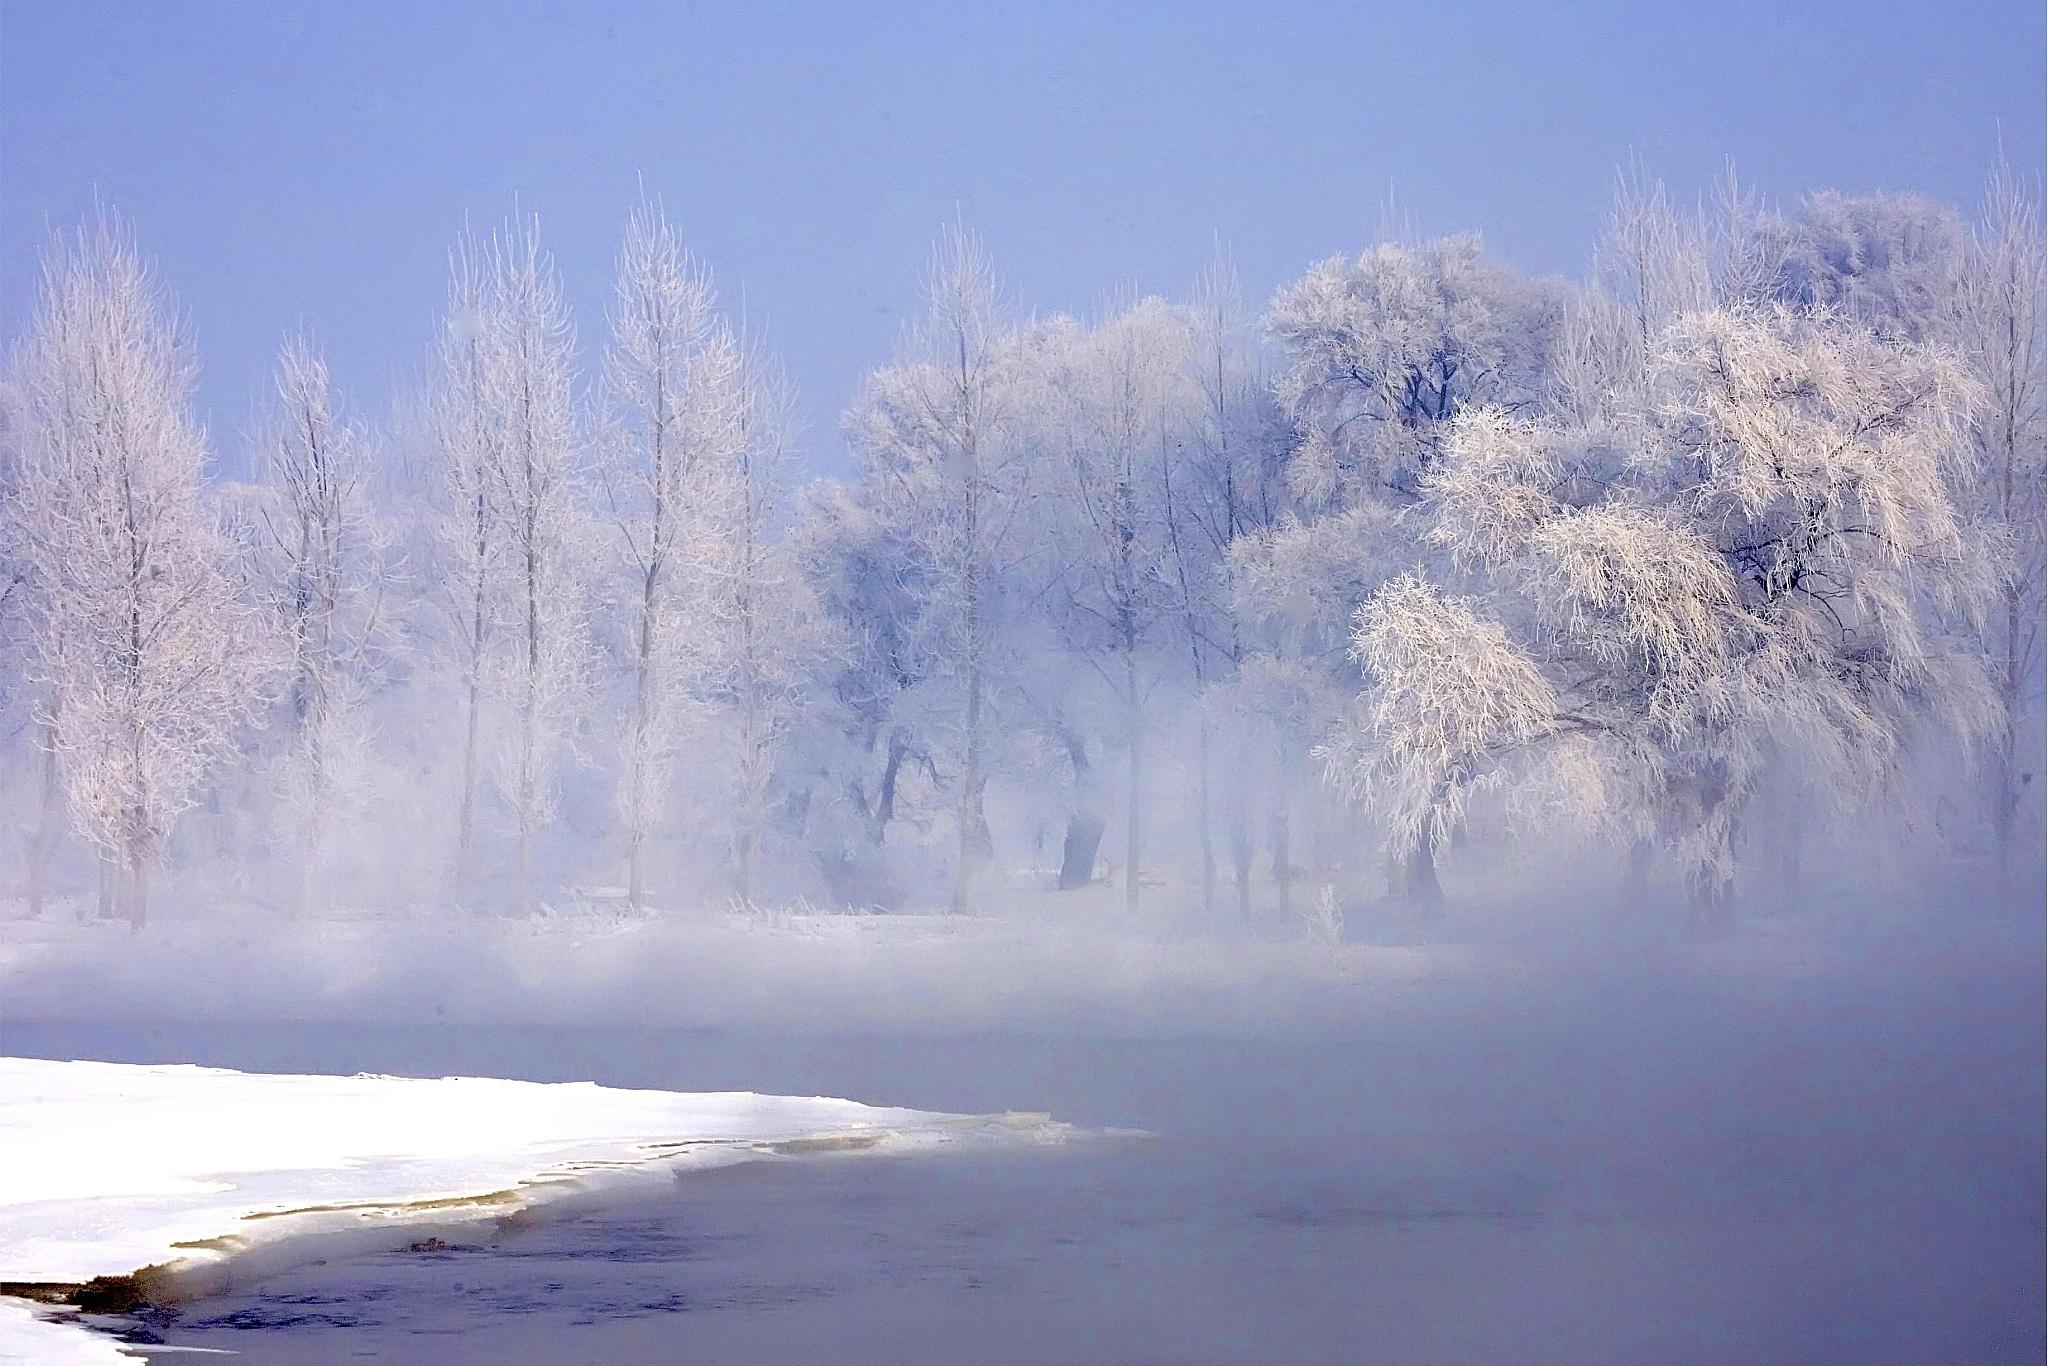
[1,168,2040,926]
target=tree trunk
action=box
[626,822,647,914]
[1402,830,1445,918]
[1056,732,1102,890]
[1626,839,1653,903]
[950,657,985,916]
[295,735,325,920]
[457,665,481,911]
[1123,686,1142,915]
[1271,801,1292,920]
[518,512,541,917]
[516,806,534,919]
[1231,813,1253,918]
[736,706,763,908]
[97,853,117,921]
[456,492,488,912]
[736,826,758,907]
[625,625,654,915]
[1058,813,1104,890]
[1194,713,1216,918]
[126,853,148,931]
[735,573,765,908]
[869,731,906,847]
[29,720,59,920]
[1994,582,2025,875]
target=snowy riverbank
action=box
[0,1058,1067,1359]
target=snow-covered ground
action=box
[0,1058,1066,1360]
[0,1296,133,1364]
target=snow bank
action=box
[0,1297,134,1363]
[0,1055,1066,1357]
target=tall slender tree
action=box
[250,336,393,914]
[1957,164,2047,865]
[429,231,503,908]
[1049,296,1194,912]
[8,218,267,926]
[699,349,828,902]
[596,199,745,911]
[845,226,1028,914]
[428,218,588,916]
[483,219,589,917]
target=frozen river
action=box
[9,928,2043,1365]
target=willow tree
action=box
[1331,305,1997,918]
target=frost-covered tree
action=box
[695,351,831,903]
[1773,190,1966,343]
[794,478,936,862]
[1245,235,1561,909]
[1168,251,1290,914]
[7,219,268,926]
[1042,295,1198,911]
[595,200,746,911]
[0,375,62,919]
[482,221,589,916]
[427,218,589,916]
[428,232,504,907]
[1589,168,1715,383]
[1268,234,1561,509]
[1956,165,2047,861]
[247,336,397,914]
[1333,304,1998,917]
[844,226,1032,913]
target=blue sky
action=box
[2,0,2041,477]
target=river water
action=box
[11,934,2043,1364]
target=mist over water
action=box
[10,882,2041,1365]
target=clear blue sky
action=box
[2,0,2041,477]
